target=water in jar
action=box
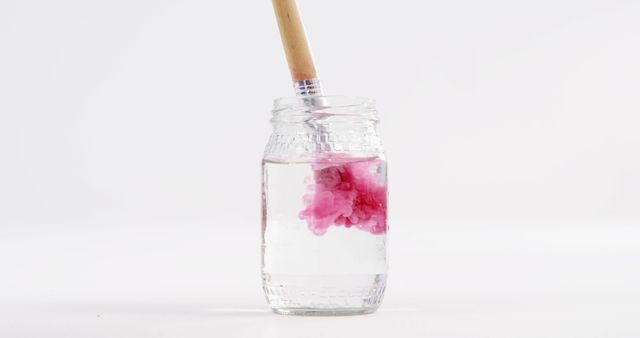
[261,156,387,315]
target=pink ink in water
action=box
[299,156,387,235]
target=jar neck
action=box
[264,125,383,161]
[271,118,377,134]
[265,96,383,161]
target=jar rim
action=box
[272,95,377,119]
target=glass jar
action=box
[261,96,388,315]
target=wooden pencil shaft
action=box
[272,0,318,83]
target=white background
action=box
[1,0,639,337]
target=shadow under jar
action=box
[261,96,388,316]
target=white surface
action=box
[2,224,639,337]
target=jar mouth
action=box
[272,95,377,121]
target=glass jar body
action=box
[261,97,388,315]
